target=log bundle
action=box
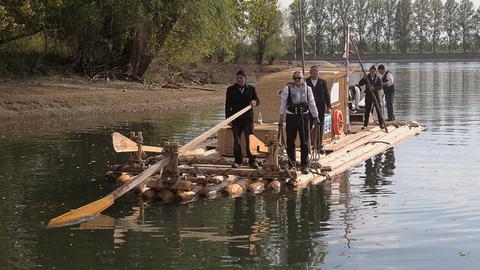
[106,121,424,205]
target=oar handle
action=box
[179,105,253,154]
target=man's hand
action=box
[250,100,258,107]
[315,117,321,125]
[325,107,331,113]
[278,120,284,128]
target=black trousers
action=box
[231,120,255,165]
[310,111,325,149]
[384,87,395,121]
[286,113,310,168]
[364,90,383,127]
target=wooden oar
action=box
[47,105,253,228]
[112,132,163,153]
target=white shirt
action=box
[279,83,319,118]
[383,73,394,87]
[311,79,318,87]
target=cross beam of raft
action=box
[47,105,253,228]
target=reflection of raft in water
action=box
[107,119,424,204]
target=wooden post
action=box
[136,132,143,166]
[170,142,179,176]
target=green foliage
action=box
[394,0,412,53]
[246,0,284,64]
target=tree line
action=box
[0,0,479,78]
[290,0,480,57]
[0,0,285,77]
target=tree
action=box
[474,7,480,52]
[367,0,384,54]
[394,0,412,54]
[336,0,353,53]
[456,0,475,53]
[247,0,283,64]
[289,0,309,60]
[324,0,338,55]
[353,0,369,54]
[383,0,397,54]
[308,0,328,58]
[412,0,431,54]
[430,0,443,53]
[444,0,458,53]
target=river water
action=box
[1,62,479,269]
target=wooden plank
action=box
[321,127,395,165]
[324,126,381,152]
[327,126,419,170]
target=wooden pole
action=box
[349,37,388,133]
[299,0,306,76]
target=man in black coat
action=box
[378,64,395,121]
[306,65,331,154]
[358,65,383,129]
[225,70,260,168]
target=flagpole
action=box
[298,0,305,76]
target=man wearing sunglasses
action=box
[278,71,320,174]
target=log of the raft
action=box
[266,180,282,193]
[177,190,196,202]
[222,178,253,198]
[247,179,269,195]
[169,179,193,191]
[116,173,133,185]
[198,178,234,199]
[177,183,203,204]
[178,156,232,165]
[158,189,175,203]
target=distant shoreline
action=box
[296,53,480,64]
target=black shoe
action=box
[361,126,367,130]
[319,147,326,155]
[231,163,240,168]
[300,167,309,174]
[249,162,259,169]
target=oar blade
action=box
[47,195,114,229]
[112,132,138,153]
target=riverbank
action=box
[0,63,289,120]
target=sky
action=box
[278,0,480,10]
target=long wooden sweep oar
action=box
[47,105,253,228]
[112,132,164,153]
[349,37,388,133]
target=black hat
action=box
[378,64,385,70]
[236,69,246,77]
[369,65,376,70]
